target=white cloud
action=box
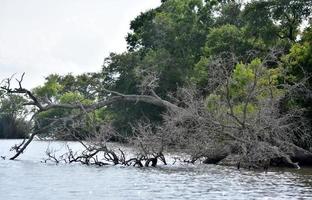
[0,0,161,88]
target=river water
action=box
[0,140,312,200]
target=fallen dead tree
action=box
[154,52,312,169]
[43,121,167,167]
[1,51,312,170]
[0,73,180,161]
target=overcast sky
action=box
[0,0,161,88]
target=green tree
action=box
[0,95,30,139]
[204,24,253,57]
[101,52,164,136]
[242,1,279,46]
[243,0,312,43]
[281,25,312,119]
[215,0,243,27]
[32,73,104,139]
[106,0,219,134]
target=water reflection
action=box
[0,140,312,200]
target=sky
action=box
[0,0,161,88]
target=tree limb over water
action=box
[1,50,312,169]
[0,73,179,163]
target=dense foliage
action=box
[0,94,29,138]
[103,0,312,136]
[1,0,311,148]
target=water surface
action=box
[0,140,312,200]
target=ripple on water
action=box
[0,140,312,200]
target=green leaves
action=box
[59,92,84,104]
[34,74,62,99]
[24,0,312,138]
[0,95,30,139]
[206,58,284,119]
[230,62,255,97]
[280,26,312,116]
[0,94,28,118]
[204,24,252,57]
[281,26,312,85]
[243,0,312,42]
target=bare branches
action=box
[9,118,62,160]
[2,49,312,170]
[143,51,312,169]
[1,73,181,115]
[135,68,160,95]
[0,72,184,161]
[1,73,44,111]
[40,116,168,168]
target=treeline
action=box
[0,0,311,150]
[0,94,29,138]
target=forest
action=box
[1,0,312,169]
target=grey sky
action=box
[0,0,161,88]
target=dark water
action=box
[0,140,312,200]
